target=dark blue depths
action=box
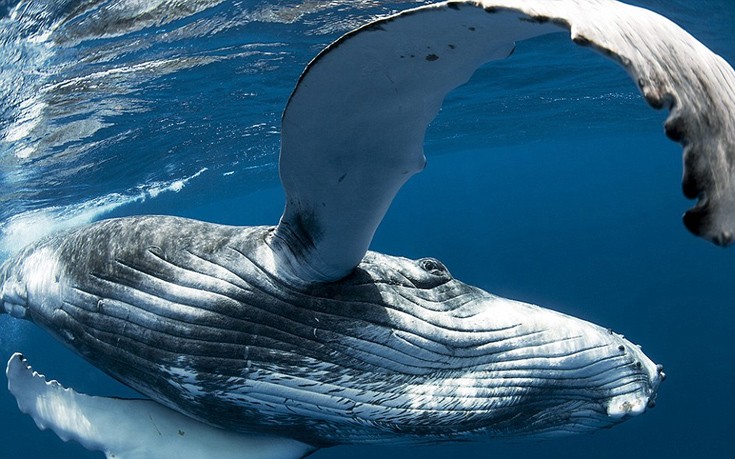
[0,1,733,458]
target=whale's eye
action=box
[418,257,448,276]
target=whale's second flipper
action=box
[273,0,735,283]
[6,353,316,459]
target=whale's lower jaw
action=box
[0,216,662,445]
[109,346,657,445]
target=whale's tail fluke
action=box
[6,353,318,459]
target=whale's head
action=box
[478,312,667,436]
[347,253,665,439]
[471,297,666,436]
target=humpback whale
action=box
[2,1,734,458]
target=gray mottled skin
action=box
[1,215,663,446]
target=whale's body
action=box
[2,0,735,458]
[1,215,662,444]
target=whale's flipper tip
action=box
[6,353,316,459]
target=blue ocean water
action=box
[0,0,733,458]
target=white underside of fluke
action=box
[6,353,316,459]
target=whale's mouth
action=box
[606,361,665,418]
[607,391,652,418]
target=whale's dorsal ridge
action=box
[273,0,735,284]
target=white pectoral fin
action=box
[6,353,316,459]
[275,0,735,284]
[275,3,558,282]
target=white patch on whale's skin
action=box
[160,359,207,400]
[1,246,61,319]
[607,393,648,419]
[6,353,317,459]
[20,248,61,303]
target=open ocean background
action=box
[0,0,733,458]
